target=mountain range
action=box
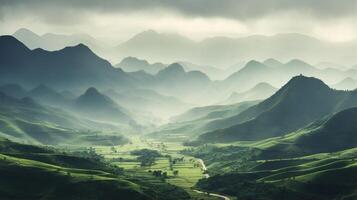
[197,75,357,143]
[14,28,357,68]
[0,35,135,91]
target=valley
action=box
[2,22,357,199]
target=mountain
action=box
[13,28,101,51]
[28,84,71,107]
[263,58,283,68]
[257,107,357,159]
[0,84,28,99]
[221,60,276,92]
[220,59,351,92]
[115,31,357,67]
[0,35,135,91]
[74,87,132,124]
[116,30,196,64]
[332,77,357,90]
[0,92,117,144]
[104,88,191,124]
[115,56,166,74]
[177,61,226,80]
[222,82,277,104]
[198,75,357,143]
[150,100,259,141]
[152,63,212,102]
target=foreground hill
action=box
[257,107,357,159]
[198,75,357,143]
[192,107,357,200]
[0,137,190,200]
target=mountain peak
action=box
[239,60,267,72]
[0,35,30,52]
[253,82,275,90]
[119,56,149,66]
[286,59,310,67]
[158,63,185,76]
[283,75,330,92]
[263,58,283,67]
[13,28,40,37]
[84,87,101,96]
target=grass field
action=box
[94,136,223,200]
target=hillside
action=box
[0,35,135,91]
[222,82,277,104]
[0,91,125,145]
[0,137,189,200]
[192,108,357,200]
[115,56,166,74]
[74,87,133,124]
[198,75,357,143]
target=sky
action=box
[1,0,357,43]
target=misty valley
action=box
[3,18,357,200]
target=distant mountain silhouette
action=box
[332,77,357,90]
[263,58,283,68]
[0,35,135,90]
[115,31,357,67]
[153,63,212,102]
[115,56,166,74]
[198,75,357,143]
[13,28,100,51]
[220,59,351,92]
[0,84,28,99]
[223,82,277,104]
[74,87,132,123]
[29,84,71,107]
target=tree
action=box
[173,170,179,176]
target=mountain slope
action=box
[222,82,277,104]
[115,56,166,74]
[259,107,357,158]
[0,35,135,91]
[198,76,357,143]
[74,87,132,124]
[13,28,100,51]
[0,137,189,200]
[28,84,71,107]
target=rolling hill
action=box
[0,137,190,200]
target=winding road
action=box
[194,159,230,200]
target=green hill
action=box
[0,137,190,200]
[198,75,357,143]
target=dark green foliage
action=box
[131,149,161,166]
[198,76,357,143]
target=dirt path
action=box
[194,159,231,200]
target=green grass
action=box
[93,137,221,199]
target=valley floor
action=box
[93,136,233,200]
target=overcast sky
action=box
[1,0,357,43]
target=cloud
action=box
[1,0,357,21]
